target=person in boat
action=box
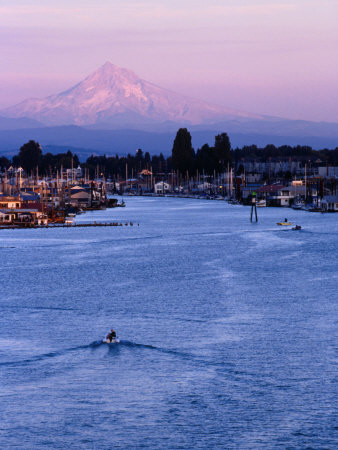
[106,328,117,342]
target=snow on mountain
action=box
[2,62,263,126]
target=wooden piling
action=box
[250,193,258,222]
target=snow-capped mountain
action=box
[2,62,263,126]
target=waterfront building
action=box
[154,182,171,194]
[0,195,22,209]
[0,209,15,223]
[321,195,338,211]
[69,186,92,208]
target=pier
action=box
[0,221,138,230]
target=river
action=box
[0,197,337,448]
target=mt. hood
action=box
[2,62,262,127]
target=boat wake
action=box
[0,339,235,374]
[0,339,259,386]
[0,339,195,367]
[0,340,103,367]
[120,340,200,360]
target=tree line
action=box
[0,141,80,176]
[232,144,338,164]
[0,130,337,177]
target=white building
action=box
[154,182,171,194]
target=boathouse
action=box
[0,195,22,209]
[321,195,338,212]
[69,186,91,208]
[154,182,171,194]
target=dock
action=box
[0,221,138,230]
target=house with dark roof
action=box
[69,187,91,208]
[20,192,40,203]
[256,184,289,206]
[322,195,338,212]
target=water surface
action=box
[0,197,337,448]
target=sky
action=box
[0,0,337,122]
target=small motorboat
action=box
[292,225,302,230]
[277,222,292,226]
[103,328,119,344]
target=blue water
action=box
[0,197,337,448]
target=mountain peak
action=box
[101,61,115,68]
[96,61,131,75]
[81,62,140,89]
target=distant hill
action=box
[0,126,337,161]
[0,116,44,130]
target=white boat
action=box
[292,199,305,210]
[257,199,266,207]
[103,337,120,344]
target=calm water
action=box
[0,197,337,448]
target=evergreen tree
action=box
[135,148,144,172]
[18,140,42,174]
[0,156,10,170]
[135,148,143,160]
[195,144,214,174]
[144,151,151,163]
[171,128,195,174]
[214,133,231,172]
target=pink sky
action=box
[0,0,337,122]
